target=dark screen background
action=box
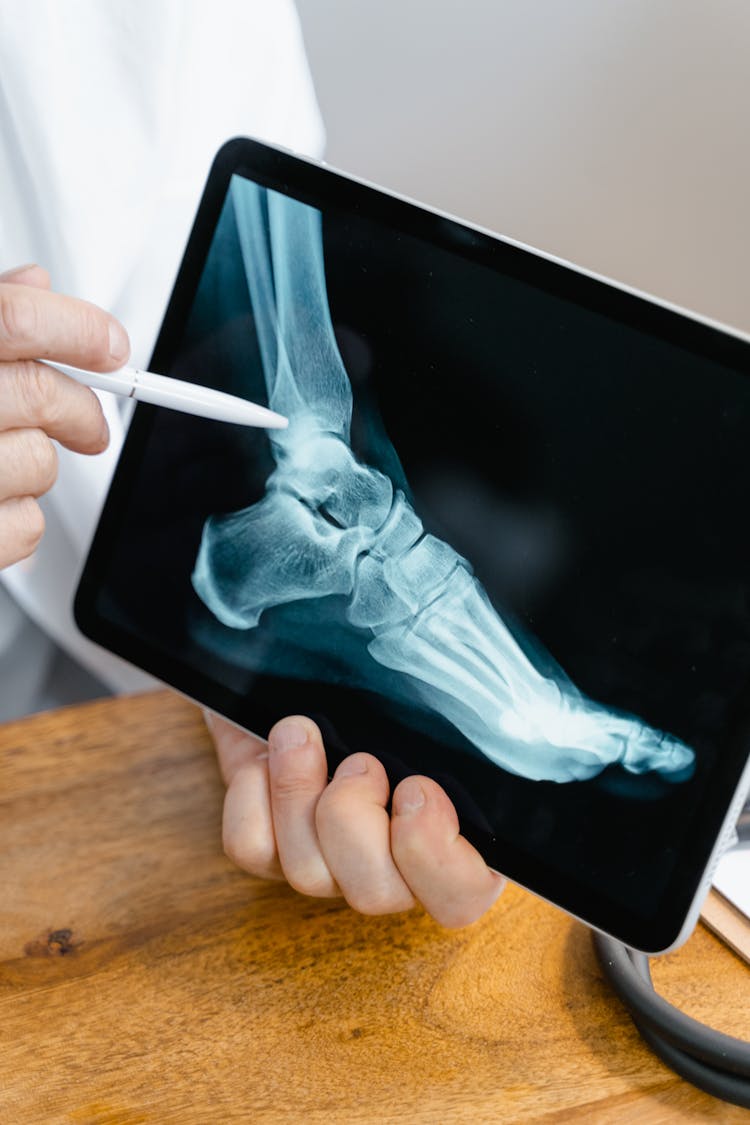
[88,169,750,940]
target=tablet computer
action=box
[75,137,750,953]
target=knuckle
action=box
[345,886,403,917]
[271,768,317,804]
[286,866,336,899]
[78,304,110,362]
[345,890,378,915]
[25,429,58,492]
[0,289,36,347]
[222,823,276,877]
[15,497,45,554]
[15,361,56,425]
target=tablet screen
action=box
[77,140,750,949]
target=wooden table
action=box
[0,691,748,1123]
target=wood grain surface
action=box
[0,690,748,1124]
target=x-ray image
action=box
[192,180,694,786]
[86,153,750,930]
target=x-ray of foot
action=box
[191,179,695,785]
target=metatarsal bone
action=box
[367,565,693,781]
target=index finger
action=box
[0,283,130,370]
[205,711,284,882]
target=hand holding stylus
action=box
[0,264,125,569]
[0,265,286,572]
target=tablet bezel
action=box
[75,137,750,952]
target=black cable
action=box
[593,930,750,1108]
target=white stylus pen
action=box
[41,361,289,429]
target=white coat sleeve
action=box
[0,0,325,697]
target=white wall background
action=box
[296,0,750,332]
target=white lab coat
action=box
[0,0,324,715]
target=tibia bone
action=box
[232,178,353,444]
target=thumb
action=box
[0,263,51,290]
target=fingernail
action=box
[270,720,309,754]
[336,753,368,778]
[203,709,215,732]
[99,415,110,446]
[108,318,130,364]
[393,778,425,815]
